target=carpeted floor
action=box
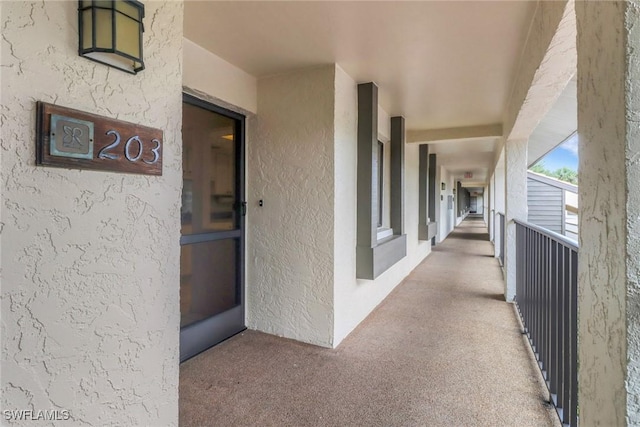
[179,218,561,427]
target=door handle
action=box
[240,201,247,216]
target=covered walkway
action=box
[180,218,560,426]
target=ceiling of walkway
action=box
[184,1,540,185]
[429,138,498,188]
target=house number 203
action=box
[98,130,161,164]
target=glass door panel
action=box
[180,94,245,362]
[180,239,238,328]
[182,103,238,234]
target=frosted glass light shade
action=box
[78,0,145,74]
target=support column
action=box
[483,185,488,225]
[577,2,640,424]
[488,174,494,241]
[428,153,437,245]
[493,155,506,260]
[504,138,527,301]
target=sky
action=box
[532,132,578,172]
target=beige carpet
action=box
[179,218,561,427]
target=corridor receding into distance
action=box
[180,218,560,426]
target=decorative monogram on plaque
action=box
[63,126,84,148]
[50,115,94,159]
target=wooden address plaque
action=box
[36,101,163,175]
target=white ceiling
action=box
[183,1,558,186]
[184,1,537,131]
[429,138,498,185]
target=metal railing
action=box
[496,212,505,266]
[514,219,578,427]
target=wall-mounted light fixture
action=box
[78,1,145,74]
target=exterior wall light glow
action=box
[78,0,145,74]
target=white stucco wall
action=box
[183,38,257,115]
[1,2,183,425]
[475,193,484,215]
[624,2,640,420]
[577,1,639,424]
[247,66,335,347]
[437,167,455,242]
[493,149,506,242]
[503,0,574,141]
[483,187,489,224]
[333,66,430,346]
[504,138,527,301]
[494,164,505,215]
[487,170,497,245]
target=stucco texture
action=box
[504,0,574,141]
[577,1,631,425]
[247,65,335,347]
[626,2,640,422]
[436,166,455,242]
[1,2,183,425]
[505,138,527,301]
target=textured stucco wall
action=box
[494,164,505,215]
[437,167,455,242]
[577,1,638,424]
[481,190,488,222]
[625,2,640,421]
[1,1,183,425]
[475,194,484,215]
[247,66,335,347]
[491,175,497,245]
[503,0,574,141]
[333,66,430,346]
[489,173,495,241]
[493,153,506,258]
[504,138,527,301]
[333,65,358,346]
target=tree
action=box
[529,162,578,185]
[530,162,550,175]
[551,167,578,185]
